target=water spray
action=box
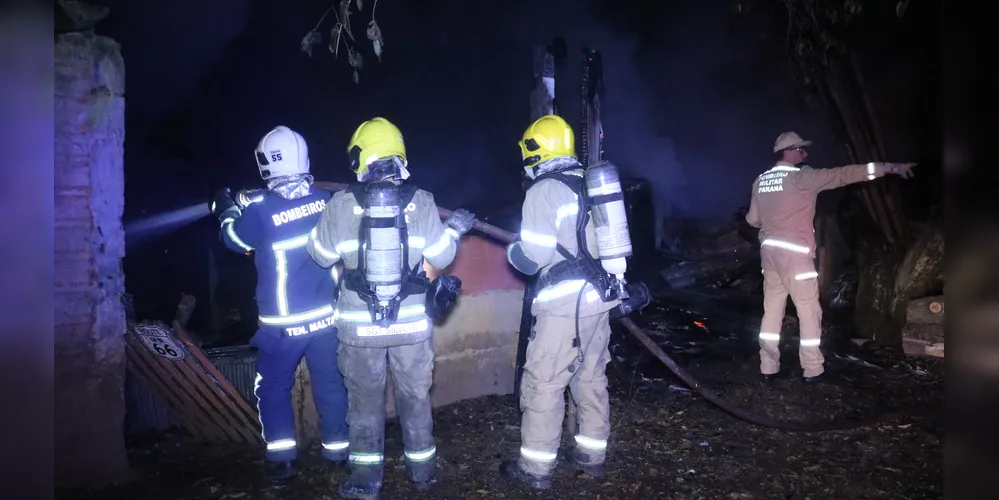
[124,202,212,236]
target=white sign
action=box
[133,323,186,360]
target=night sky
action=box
[95,0,940,334]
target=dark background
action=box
[94,0,941,341]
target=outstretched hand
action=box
[884,162,917,179]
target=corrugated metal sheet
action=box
[124,344,258,435]
[205,346,258,406]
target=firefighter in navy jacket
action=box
[211,125,349,482]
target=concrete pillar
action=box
[54,31,129,487]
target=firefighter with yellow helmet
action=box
[307,117,475,499]
[501,115,649,489]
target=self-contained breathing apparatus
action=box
[341,181,462,329]
[528,161,650,370]
[533,160,635,303]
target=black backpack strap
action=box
[399,184,419,210]
[346,183,366,204]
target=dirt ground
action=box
[58,294,943,500]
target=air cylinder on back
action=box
[584,161,632,278]
[363,181,403,304]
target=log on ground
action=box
[906,296,944,325]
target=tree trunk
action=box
[841,196,944,347]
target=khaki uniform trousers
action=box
[517,310,612,476]
[758,246,825,378]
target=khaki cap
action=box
[773,131,813,153]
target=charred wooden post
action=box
[580,48,604,166]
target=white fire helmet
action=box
[254,126,310,180]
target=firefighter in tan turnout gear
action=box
[501,115,650,490]
[307,117,475,500]
[746,131,916,384]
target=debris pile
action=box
[658,212,761,292]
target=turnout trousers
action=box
[251,327,350,462]
[338,339,437,486]
[758,246,825,378]
[517,310,612,476]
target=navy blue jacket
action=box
[220,188,339,337]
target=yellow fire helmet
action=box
[347,117,408,176]
[518,114,577,169]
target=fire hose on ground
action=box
[316,182,911,432]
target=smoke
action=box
[353,0,837,245]
[552,1,837,238]
[115,0,836,244]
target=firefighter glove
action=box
[446,209,476,236]
[211,188,241,221]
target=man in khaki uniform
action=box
[500,115,621,490]
[307,117,475,499]
[746,131,916,384]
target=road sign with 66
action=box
[132,323,186,360]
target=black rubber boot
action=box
[761,369,790,383]
[265,459,299,483]
[570,449,605,478]
[499,459,552,490]
[802,371,852,388]
[339,477,381,500]
[326,458,349,473]
[339,465,383,500]
[406,455,437,492]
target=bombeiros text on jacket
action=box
[272,199,328,226]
